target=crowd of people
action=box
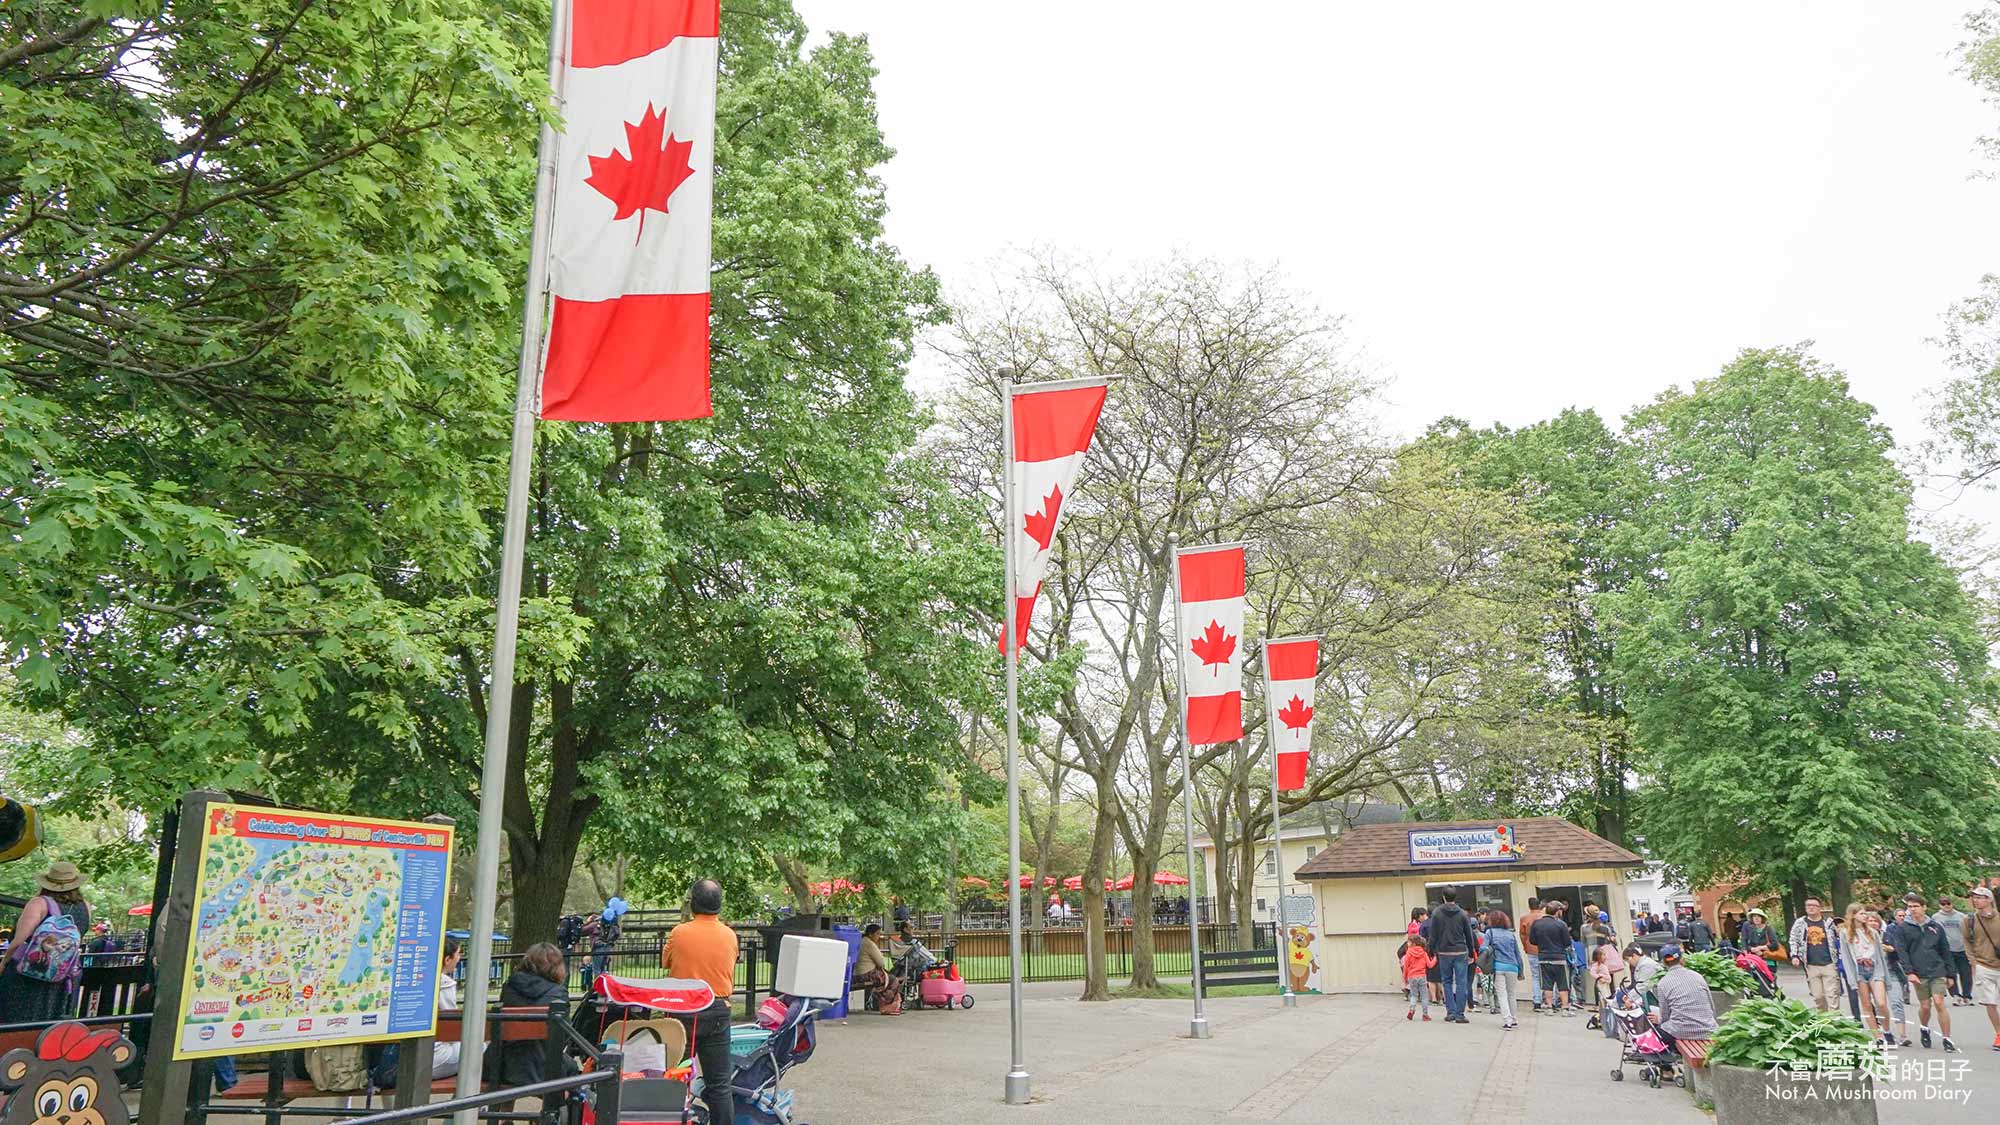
[1397,890,1642,1027]
[1392,883,2000,1059]
[1782,888,1999,1054]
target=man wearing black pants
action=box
[663,879,739,1123]
[1529,902,1574,1014]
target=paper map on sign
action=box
[174,805,454,1059]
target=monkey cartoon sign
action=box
[0,1023,136,1125]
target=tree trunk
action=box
[1080,795,1118,1000]
[1785,876,1809,928]
[1831,861,1852,912]
[1210,795,1235,933]
[500,681,600,944]
[1127,852,1161,989]
[1234,829,1258,950]
[1233,774,1258,949]
[775,854,814,911]
[509,836,583,946]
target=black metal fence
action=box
[482,935,772,1018]
[908,922,1276,983]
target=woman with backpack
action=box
[0,861,91,1023]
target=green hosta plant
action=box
[1683,951,1757,996]
[1709,997,1883,1072]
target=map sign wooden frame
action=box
[169,803,455,1059]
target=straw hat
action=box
[35,860,82,893]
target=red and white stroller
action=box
[588,973,717,1123]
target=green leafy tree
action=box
[1428,409,1640,842]
[6,1,995,942]
[1609,347,2000,912]
[3,0,546,801]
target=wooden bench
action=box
[1197,948,1280,996]
[1676,1037,1714,1068]
[0,1017,146,1061]
[212,1006,560,1108]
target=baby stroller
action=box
[1734,951,1781,998]
[587,973,718,1123]
[698,994,825,1125]
[916,941,974,1011]
[1608,988,1685,1089]
[894,939,943,1011]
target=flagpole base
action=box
[1188,1016,1211,1039]
[1005,1069,1032,1104]
[1281,991,1297,1008]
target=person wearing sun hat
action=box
[1738,907,1776,959]
[0,860,93,1023]
[1962,886,2000,1052]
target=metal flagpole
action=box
[1264,648,1295,1008]
[1170,534,1211,1039]
[1002,370,1031,1104]
[455,2,567,1119]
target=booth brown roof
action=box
[1293,817,1643,880]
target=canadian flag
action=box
[1004,378,1109,653]
[1176,544,1246,745]
[1264,636,1319,791]
[540,0,718,422]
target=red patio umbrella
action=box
[1153,871,1190,886]
[127,903,153,917]
[1113,874,1136,891]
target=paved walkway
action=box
[786,981,1998,1124]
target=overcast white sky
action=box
[796,0,1998,512]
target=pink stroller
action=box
[1734,951,1781,998]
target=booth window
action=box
[1426,881,1513,919]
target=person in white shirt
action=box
[1839,904,1890,1048]
[433,938,465,1077]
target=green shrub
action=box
[1682,951,1757,996]
[1708,997,1883,1071]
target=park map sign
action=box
[172,804,455,1059]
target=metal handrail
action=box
[0,1011,151,1035]
[316,1063,620,1124]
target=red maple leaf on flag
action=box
[1277,695,1313,730]
[585,104,696,241]
[1189,620,1235,673]
[1023,483,1063,551]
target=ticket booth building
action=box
[1292,817,1644,992]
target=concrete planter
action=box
[1709,989,1740,1019]
[1687,1060,1715,1105]
[1710,1063,1878,1125]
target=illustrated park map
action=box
[174,805,454,1058]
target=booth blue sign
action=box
[1407,826,1518,866]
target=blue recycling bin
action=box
[825,924,863,1019]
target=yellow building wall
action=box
[1309,866,1635,992]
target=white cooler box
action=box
[774,933,850,999]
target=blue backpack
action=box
[11,897,82,984]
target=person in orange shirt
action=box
[662,879,737,1124]
[1400,922,1436,1021]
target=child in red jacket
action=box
[1399,921,1436,1021]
